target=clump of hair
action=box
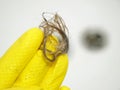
[39,12,69,62]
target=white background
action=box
[0,0,120,90]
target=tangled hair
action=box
[39,12,69,62]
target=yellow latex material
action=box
[3,86,70,90]
[0,28,70,90]
[0,28,43,89]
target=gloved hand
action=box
[0,28,70,90]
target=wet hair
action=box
[39,12,69,62]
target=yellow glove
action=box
[0,28,70,90]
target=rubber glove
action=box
[0,28,70,90]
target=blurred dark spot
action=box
[82,27,107,51]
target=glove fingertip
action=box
[60,86,70,90]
